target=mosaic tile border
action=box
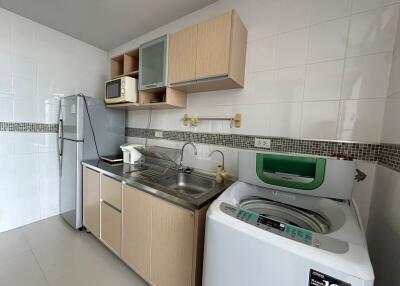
[126,128,381,161]
[125,127,400,172]
[0,122,58,133]
[379,143,400,172]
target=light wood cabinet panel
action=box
[121,185,152,280]
[196,11,232,80]
[83,167,100,239]
[101,202,122,256]
[101,175,122,210]
[168,25,198,84]
[151,198,194,286]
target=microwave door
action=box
[106,79,121,100]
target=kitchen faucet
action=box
[179,142,198,172]
[209,149,227,183]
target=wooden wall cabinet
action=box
[139,35,168,90]
[168,25,198,84]
[168,10,247,92]
[83,167,100,239]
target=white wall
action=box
[367,165,400,286]
[113,0,400,231]
[366,7,400,285]
[0,7,108,232]
[111,0,400,143]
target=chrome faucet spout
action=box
[209,149,224,169]
[179,142,198,170]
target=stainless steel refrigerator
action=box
[58,94,125,229]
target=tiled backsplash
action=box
[0,122,58,133]
[126,127,400,172]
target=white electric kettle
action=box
[120,144,144,164]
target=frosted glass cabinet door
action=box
[139,35,167,90]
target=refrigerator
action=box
[58,94,125,229]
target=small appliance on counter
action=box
[100,154,123,164]
[105,76,138,104]
[120,144,144,164]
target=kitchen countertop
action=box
[82,159,235,210]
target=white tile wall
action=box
[0,7,108,232]
[367,165,400,285]
[300,101,340,139]
[309,0,352,24]
[347,5,399,57]
[276,28,309,68]
[307,18,349,63]
[304,60,344,101]
[337,99,386,142]
[382,6,400,144]
[342,53,393,100]
[115,0,400,144]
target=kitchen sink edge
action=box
[82,160,235,210]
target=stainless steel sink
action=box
[158,172,216,198]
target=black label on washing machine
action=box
[309,269,351,286]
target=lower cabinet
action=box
[151,198,194,286]
[83,166,208,286]
[83,167,100,239]
[100,201,122,256]
[121,185,152,280]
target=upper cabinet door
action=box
[168,25,198,85]
[196,11,232,80]
[139,35,167,90]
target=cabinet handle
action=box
[145,83,159,88]
[101,200,121,213]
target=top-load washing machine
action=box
[203,151,374,286]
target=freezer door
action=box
[60,139,83,229]
[60,95,84,141]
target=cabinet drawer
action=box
[101,201,121,256]
[101,175,121,210]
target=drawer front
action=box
[101,175,122,210]
[101,201,121,256]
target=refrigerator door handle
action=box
[58,119,64,156]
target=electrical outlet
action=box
[155,131,163,138]
[254,138,271,149]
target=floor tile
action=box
[0,228,30,260]
[19,215,148,286]
[0,250,49,286]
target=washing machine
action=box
[203,151,374,286]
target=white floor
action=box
[0,216,148,286]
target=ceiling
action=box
[0,0,218,50]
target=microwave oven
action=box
[105,76,138,104]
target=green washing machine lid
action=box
[256,153,326,190]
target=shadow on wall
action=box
[367,165,400,286]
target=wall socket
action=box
[254,138,271,149]
[154,131,163,138]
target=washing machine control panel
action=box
[220,202,349,254]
